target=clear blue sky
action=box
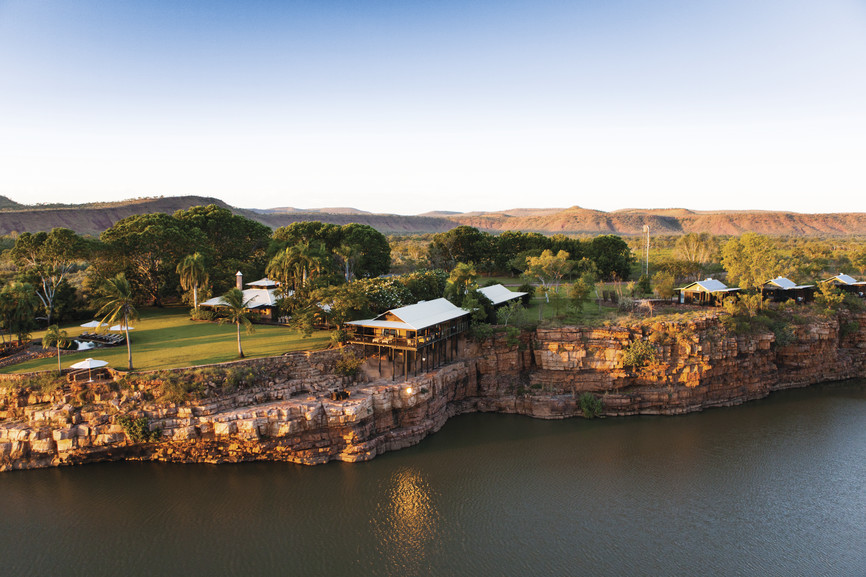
[1,0,864,214]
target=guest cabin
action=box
[344,298,470,380]
[760,277,815,303]
[675,278,740,306]
[478,284,529,308]
[820,274,866,298]
[200,272,283,322]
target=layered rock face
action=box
[2,311,865,471]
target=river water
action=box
[2,380,865,577]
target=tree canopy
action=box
[721,233,786,289]
[10,228,86,325]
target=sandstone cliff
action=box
[2,311,865,471]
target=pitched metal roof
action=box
[677,278,738,293]
[246,278,279,287]
[825,274,866,286]
[764,277,814,290]
[478,284,527,305]
[346,298,468,331]
[201,288,280,309]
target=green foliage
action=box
[815,283,845,315]
[10,228,87,325]
[42,324,70,374]
[445,262,478,305]
[843,293,866,312]
[100,213,202,306]
[841,321,860,339]
[117,415,161,443]
[504,325,521,347]
[579,392,602,419]
[496,300,523,327]
[652,271,676,299]
[0,281,39,343]
[635,274,652,296]
[675,233,717,265]
[13,372,63,394]
[218,288,255,357]
[567,279,593,319]
[271,221,390,280]
[462,289,495,323]
[470,322,495,342]
[174,204,272,295]
[225,366,257,389]
[623,339,656,370]
[721,233,785,289]
[428,226,495,270]
[176,252,209,310]
[189,308,215,321]
[586,235,634,281]
[330,328,349,346]
[96,273,139,370]
[334,348,364,376]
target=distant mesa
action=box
[0,195,25,210]
[1,194,865,237]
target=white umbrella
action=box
[109,324,135,331]
[80,321,107,329]
[69,357,109,382]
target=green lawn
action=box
[3,307,331,374]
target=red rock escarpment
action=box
[2,312,865,471]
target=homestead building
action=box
[344,298,470,380]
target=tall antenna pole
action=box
[642,225,650,277]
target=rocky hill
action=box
[1,195,865,237]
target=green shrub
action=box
[470,322,494,343]
[334,349,364,376]
[504,326,521,347]
[189,308,215,321]
[622,339,656,370]
[18,373,63,394]
[579,392,602,419]
[117,415,161,443]
[225,366,257,390]
[841,321,861,338]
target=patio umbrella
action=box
[109,324,135,331]
[80,321,107,329]
[69,357,109,383]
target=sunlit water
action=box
[2,380,865,576]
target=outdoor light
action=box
[405,387,413,395]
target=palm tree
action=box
[42,324,70,375]
[96,273,139,370]
[265,250,294,297]
[334,243,359,282]
[176,252,209,309]
[219,288,255,358]
[267,241,331,295]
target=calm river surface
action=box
[2,380,866,577]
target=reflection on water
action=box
[372,467,441,576]
[1,379,865,577]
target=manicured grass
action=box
[3,307,331,374]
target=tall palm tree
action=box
[42,324,70,375]
[220,288,255,358]
[96,273,139,370]
[176,252,209,309]
[267,241,331,295]
[334,243,359,282]
[265,250,294,297]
